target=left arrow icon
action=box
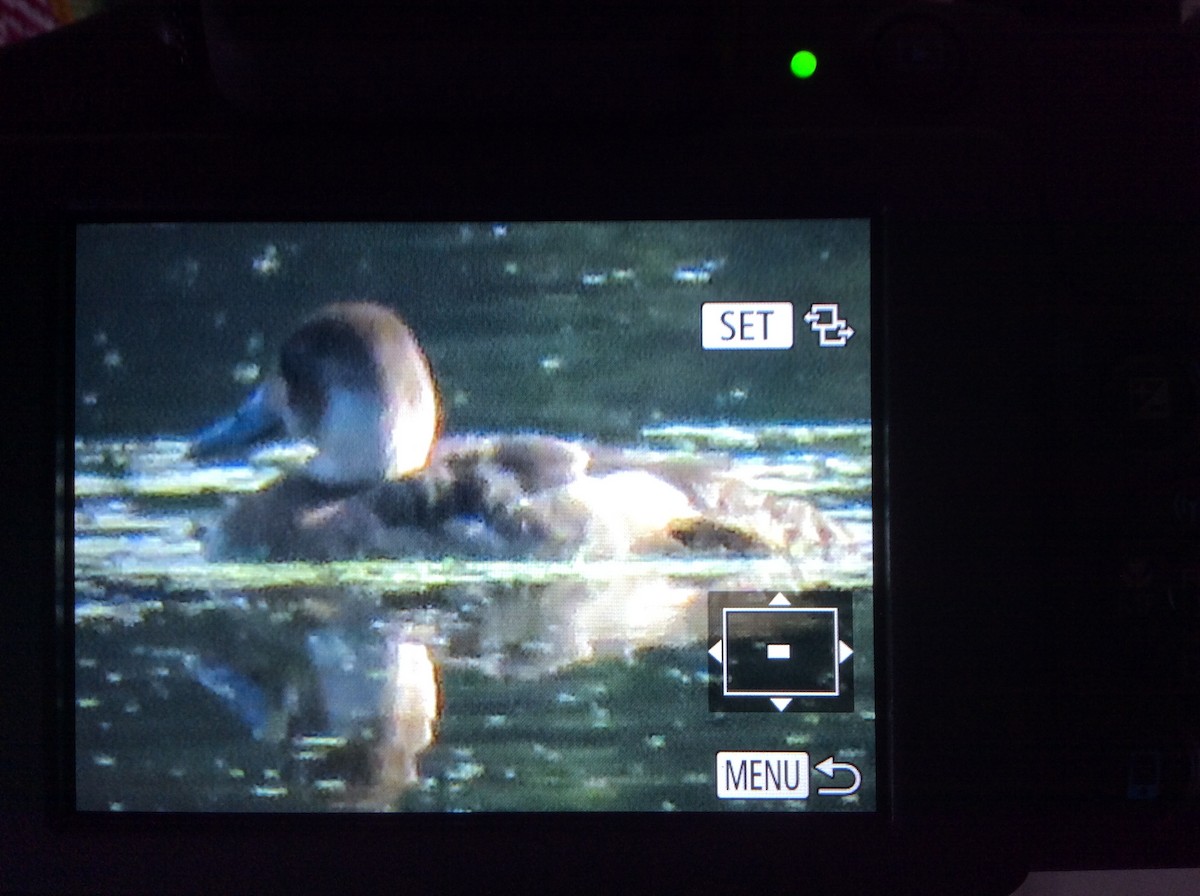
[709,640,723,663]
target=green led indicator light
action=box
[790,50,818,79]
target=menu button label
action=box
[716,751,810,799]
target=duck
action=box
[189,301,845,562]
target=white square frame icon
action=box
[721,607,840,699]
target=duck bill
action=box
[187,379,287,460]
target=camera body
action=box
[1,2,1198,893]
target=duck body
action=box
[191,303,844,562]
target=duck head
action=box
[190,302,440,485]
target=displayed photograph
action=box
[73,220,875,812]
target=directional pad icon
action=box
[708,591,855,713]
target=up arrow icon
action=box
[813,756,862,796]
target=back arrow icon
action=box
[814,756,862,796]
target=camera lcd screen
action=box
[72,220,875,813]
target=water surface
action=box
[74,425,874,812]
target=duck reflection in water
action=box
[179,573,716,809]
[190,302,846,562]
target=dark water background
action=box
[76,221,870,439]
[73,222,875,813]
